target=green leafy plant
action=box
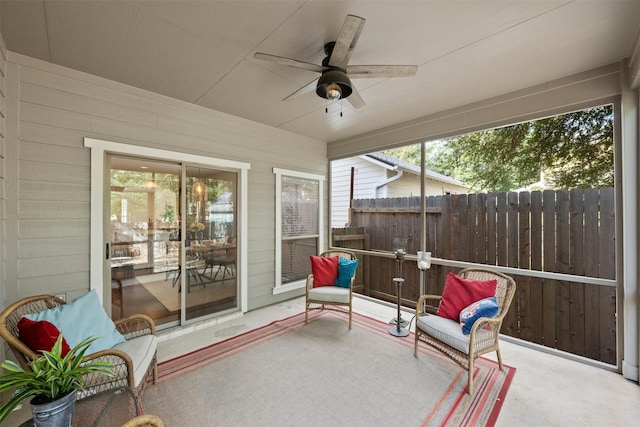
[0,335,115,422]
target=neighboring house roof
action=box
[363,152,469,188]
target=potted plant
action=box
[0,335,114,426]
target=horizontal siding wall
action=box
[330,157,387,227]
[6,52,327,310]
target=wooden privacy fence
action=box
[335,188,616,365]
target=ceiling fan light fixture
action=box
[316,70,352,101]
[326,83,342,101]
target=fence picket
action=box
[518,191,532,341]
[530,191,544,343]
[542,190,558,349]
[570,189,586,356]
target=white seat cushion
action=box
[112,334,157,387]
[417,314,470,354]
[308,286,350,304]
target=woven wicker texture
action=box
[414,268,516,394]
[0,294,158,400]
[305,250,357,329]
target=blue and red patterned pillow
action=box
[459,297,499,335]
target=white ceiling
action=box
[2,1,639,143]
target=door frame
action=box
[84,138,250,318]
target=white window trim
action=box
[273,168,324,295]
[84,138,251,313]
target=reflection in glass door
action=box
[110,157,181,326]
[109,157,238,327]
[184,166,238,321]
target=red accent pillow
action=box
[436,272,498,321]
[310,256,339,287]
[17,317,71,357]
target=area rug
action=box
[142,311,515,426]
[129,273,236,312]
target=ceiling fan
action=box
[253,14,418,109]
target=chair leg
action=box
[467,357,474,395]
[305,305,309,324]
[495,346,504,371]
[171,269,181,287]
[414,331,419,357]
[153,362,158,384]
[348,308,352,330]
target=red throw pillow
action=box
[17,317,71,357]
[310,256,339,287]
[436,272,497,321]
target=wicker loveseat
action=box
[0,294,157,400]
[414,268,516,394]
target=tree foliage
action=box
[384,105,614,192]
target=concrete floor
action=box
[157,295,640,427]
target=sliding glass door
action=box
[109,156,238,327]
[183,166,238,321]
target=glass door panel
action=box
[109,157,239,327]
[110,156,182,327]
[184,167,238,321]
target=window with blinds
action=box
[274,169,324,289]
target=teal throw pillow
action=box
[334,257,358,288]
[26,289,125,354]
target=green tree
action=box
[160,202,175,222]
[384,105,614,192]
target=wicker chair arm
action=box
[415,294,442,325]
[78,348,135,397]
[468,304,509,329]
[84,347,133,364]
[415,294,442,314]
[306,274,315,292]
[115,314,155,339]
[0,332,40,369]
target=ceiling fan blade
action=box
[347,65,418,78]
[283,78,319,102]
[329,14,365,70]
[254,52,324,73]
[347,85,365,109]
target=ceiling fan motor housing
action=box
[316,69,353,100]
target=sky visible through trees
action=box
[384,105,614,192]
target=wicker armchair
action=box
[414,268,516,394]
[121,414,164,427]
[0,294,158,400]
[305,250,357,329]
